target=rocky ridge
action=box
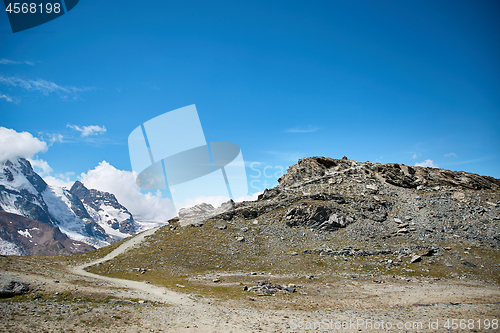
[209,156,500,248]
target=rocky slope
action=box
[210,156,500,248]
[0,158,140,255]
[0,211,94,255]
[81,156,499,307]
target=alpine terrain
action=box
[1,156,499,332]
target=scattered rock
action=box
[246,281,297,295]
[417,249,435,256]
[108,299,135,305]
[463,261,476,268]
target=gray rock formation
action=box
[210,156,500,248]
[0,273,30,298]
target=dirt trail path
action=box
[69,227,195,306]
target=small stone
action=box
[190,222,204,227]
[366,184,378,191]
[404,216,412,221]
[252,220,258,225]
[213,279,221,283]
[236,236,245,242]
[215,225,227,230]
[410,255,422,263]
[394,218,402,224]
[463,261,476,268]
[398,223,409,228]
[445,263,453,267]
[290,252,298,256]
[397,228,408,233]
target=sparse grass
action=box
[82,212,500,302]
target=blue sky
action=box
[1,0,499,202]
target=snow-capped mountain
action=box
[0,158,141,255]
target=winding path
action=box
[69,227,194,306]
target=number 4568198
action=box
[5,2,61,14]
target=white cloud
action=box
[44,172,75,189]
[79,161,176,222]
[0,75,93,99]
[177,195,231,210]
[445,152,456,158]
[415,159,438,168]
[235,192,262,203]
[0,59,35,66]
[0,127,48,163]
[412,153,417,159]
[49,133,64,144]
[67,124,106,137]
[29,158,52,176]
[285,126,319,133]
[0,93,14,102]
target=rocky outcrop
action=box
[179,203,215,219]
[210,156,500,248]
[0,274,30,298]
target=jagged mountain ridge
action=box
[0,158,140,255]
[207,156,500,248]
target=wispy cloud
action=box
[440,155,497,167]
[0,59,35,66]
[0,75,94,99]
[285,126,319,133]
[0,93,14,102]
[67,124,107,137]
[412,153,418,159]
[49,133,64,144]
[445,152,456,158]
[415,159,438,168]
